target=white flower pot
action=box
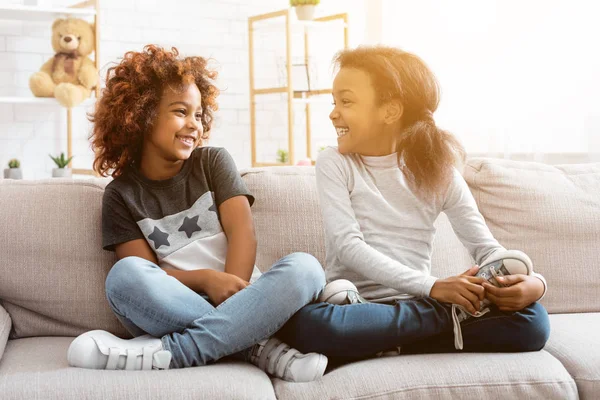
[4,168,23,179]
[294,5,316,21]
[52,168,72,178]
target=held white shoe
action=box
[249,337,327,382]
[319,279,368,305]
[67,330,172,370]
[451,250,533,350]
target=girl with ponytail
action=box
[277,46,549,360]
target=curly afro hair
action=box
[90,45,219,177]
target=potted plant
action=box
[290,0,320,21]
[49,152,74,178]
[4,159,23,179]
[276,149,289,164]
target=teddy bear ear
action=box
[52,18,64,30]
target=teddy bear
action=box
[29,18,98,108]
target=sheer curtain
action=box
[368,0,600,164]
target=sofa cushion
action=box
[0,337,276,400]
[273,351,577,400]
[545,313,600,399]
[241,167,327,272]
[0,179,128,339]
[463,158,600,313]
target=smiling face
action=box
[139,83,203,178]
[330,67,399,156]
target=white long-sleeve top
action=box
[316,147,546,303]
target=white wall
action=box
[0,0,366,178]
[380,0,600,160]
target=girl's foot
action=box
[249,337,327,382]
[452,250,533,349]
[67,330,171,370]
[319,279,368,305]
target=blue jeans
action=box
[277,297,550,361]
[105,253,325,369]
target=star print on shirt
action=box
[148,226,170,249]
[209,202,217,212]
[178,215,202,238]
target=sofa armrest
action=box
[0,303,11,361]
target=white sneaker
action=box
[319,279,368,305]
[67,330,172,370]
[249,337,327,382]
[376,346,402,357]
[451,250,533,350]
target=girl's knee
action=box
[105,256,154,294]
[519,302,551,351]
[285,252,326,288]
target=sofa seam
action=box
[0,180,106,191]
[467,158,600,176]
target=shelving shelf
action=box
[0,0,100,176]
[0,96,95,106]
[248,9,348,167]
[0,4,96,21]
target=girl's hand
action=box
[430,266,486,314]
[203,270,250,306]
[483,274,544,312]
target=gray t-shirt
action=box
[102,146,261,281]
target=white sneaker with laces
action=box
[67,330,172,370]
[319,279,369,305]
[451,250,533,350]
[249,337,327,382]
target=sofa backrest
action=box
[463,158,600,313]
[0,158,598,338]
[243,159,600,314]
[0,179,129,339]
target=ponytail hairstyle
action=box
[333,46,465,199]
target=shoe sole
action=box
[310,355,328,381]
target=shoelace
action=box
[104,346,160,370]
[346,290,368,304]
[452,266,502,350]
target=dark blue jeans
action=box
[276,297,550,361]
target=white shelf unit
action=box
[0,0,100,176]
[0,96,95,106]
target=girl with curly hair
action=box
[67,45,327,382]
[277,45,550,361]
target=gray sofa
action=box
[0,157,598,399]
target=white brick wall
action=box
[0,0,366,178]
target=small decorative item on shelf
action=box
[29,18,98,108]
[49,152,74,178]
[296,158,312,166]
[276,149,289,164]
[290,0,320,21]
[4,159,23,179]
